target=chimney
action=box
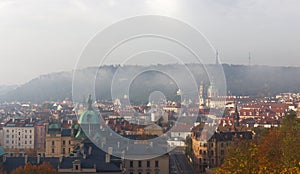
[108,147,113,155]
[59,154,63,163]
[88,146,92,155]
[37,154,41,164]
[105,154,110,163]
[24,154,28,164]
[3,155,6,163]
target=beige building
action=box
[188,123,253,172]
[143,124,163,136]
[45,123,74,157]
[123,154,169,174]
[3,119,35,156]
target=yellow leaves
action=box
[217,113,300,173]
[11,162,57,174]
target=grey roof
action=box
[3,140,121,173]
[3,157,59,173]
[61,129,71,137]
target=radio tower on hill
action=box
[248,52,251,66]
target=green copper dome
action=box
[78,95,100,124]
[78,110,100,124]
[75,95,100,139]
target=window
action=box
[6,130,9,133]
[29,135,32,139]
[75,165,79,170]
[69,140,71,145]
[6,135,9,138]
[147,160,150,167]
[221,150,224,156]
[25,130,27,133]
[63,148,65,154]
[12,140,14,144]
[221,143,224,148]
[155,160,159,167]
[18,132,20,135]
[52,141,55,146]
[12,130,14,133]
[25,135,27,138]
[25,141,27,144]
[6,140,9,144]
[130,161,133,168]
[138,161,142,167]
[29,141,32,144]
[52,148,55,153]
[63,140,65,146]
[30,130,32,133]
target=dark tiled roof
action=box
[3,140,121,173]
[3,157,59,173]
[61,129,71,137]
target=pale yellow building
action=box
[45,123,74,157]
[123,154,169,174]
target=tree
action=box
[216,113,300,173]
[216,140,259,174]
[11,162,57,174]
[258,114,300,173]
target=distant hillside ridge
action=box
[1,64,300,103]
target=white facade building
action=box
[3,119,35,150]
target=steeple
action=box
[215,50,219,65]
[87,94,93,110]
[199,81,204,108]
[234,101,240,129]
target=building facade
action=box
[123,154,169,174]
[3,119,35,156]
[34,121,47,154]
[45,123,74,157]
[188,125,253,172]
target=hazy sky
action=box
[0,0,300,85]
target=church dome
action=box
[78,95,100,124]
[78,109,100,124]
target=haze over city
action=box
[0,0,300,85]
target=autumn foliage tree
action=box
[216,113,300,174]
[216,140,259,174]
[11,162,57,174]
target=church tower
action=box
[199,82,204,108]
[234,102,240,130]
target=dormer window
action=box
[73,160,81,171]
